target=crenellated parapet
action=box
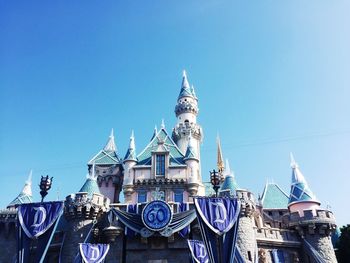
[236,189,256,218]
[64,192,110,221]
[0,209,17,237]
[172,122,202,142]
[288,209,336,237]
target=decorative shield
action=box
[187,240,209,263]
[194,197,240,235]
[79,243,110,263]
[141,200,173,231]
[18,201,63,238]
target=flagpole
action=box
[39,210,63,263]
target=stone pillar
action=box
[236,190,258,262]
[0,209,17,263]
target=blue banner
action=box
[17,201,64,263]
[194,197,240,235]
[187,240,209,263]
[79,243,110,263]
[193,197,240,263]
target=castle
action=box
[0,72,338,262]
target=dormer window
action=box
[156,154,165,176]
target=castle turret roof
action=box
[288,153,320,206]
[220,160,239,195]
[178,70,196,99]
[184,132,198,161]
[7,170,33,208]
[79,164,100,196]
[88,129,121,165]
[124,130,137,162]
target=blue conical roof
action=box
[178,70,196,99]
[220,160,239,195]
[288,154,320,206]
[79,164,100,197]
[124,130,137,161]
[79,178,100,197]
[7,171,33,208]
[184,133,198,161]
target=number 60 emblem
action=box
[142,200,173,231]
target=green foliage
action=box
[336,224,350,263]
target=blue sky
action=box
[0,1,349,226]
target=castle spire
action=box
[124,130,137,161]
[288,153,320,206]
[7,170,33,208]
[217,135,225,175]
[104,128,117,152]
[178,70,194,99]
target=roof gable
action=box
[261,183,289,209]
[137,128,185,166]
[88,150,121,165]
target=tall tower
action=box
[287,154,337,262]
[172,70,203,161]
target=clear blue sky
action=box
[0,1,349,226]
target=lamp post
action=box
[39,175,53,202]
[210,169,220,197]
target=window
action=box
[138,191,147,203]
[156,154,165,176]
[174,190,183,203]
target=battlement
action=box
[289,209,335,225]
[64,192,110,221]
[172,122,202,140]
[288,209,336,237]
[175,101,198,116]
[236,189,256,217]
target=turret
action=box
[288,153,320,216]
[0,171,33,263]
[287,153,337,263]
[87,129,123,203]
[219,159,239,196]
[61,167,110,262]
[184,132,201,197]
[172,71,202,157]
[123,130,137,203]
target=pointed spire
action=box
[288,153,320,206]
[7,170,33,208]
[90,162,97,180]
[124,130,137,161]
[161,119,165,129]
[150,125,158,141]
[217,135,225,174]
[104,128,117,152]
[182,70,190,89]
[178,70,194,99]
[22,169,33,196]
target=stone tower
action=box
[236,189,259,262]
[287,154,337,262]
[88,129,124,203]
[61,171,110,262]
[172,71,202,160]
